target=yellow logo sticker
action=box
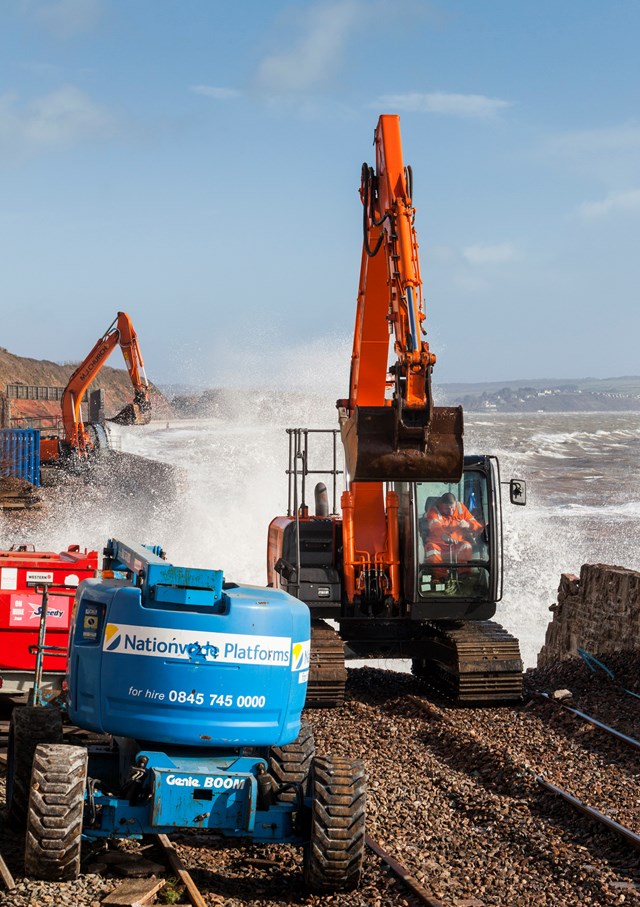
[291,641,310,671]
[104,624,122,651]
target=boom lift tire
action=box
[24,744,88,881]
[303,754,366,892]
[7,706,63,828]
[269,719,315,803]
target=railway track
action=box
[157,833,448,907]
[410,691,640,853]
[0,716,444,907]
[532,689,640,753]
[2,663,640,905]
[535,778,640,853]
[161,693,640,907]
[530,688,640,857]
[365,834,447,906]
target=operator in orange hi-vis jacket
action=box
[423,492,483,578]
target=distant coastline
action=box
[161,377,640,417]
[437,376,640,413]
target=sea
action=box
[4,400,640,671]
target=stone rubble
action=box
[0,658,639,906]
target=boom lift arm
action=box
[60,311,151,457]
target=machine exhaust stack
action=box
[314,482,330,516]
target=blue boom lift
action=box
[6,540,366,891]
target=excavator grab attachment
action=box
[339,403,463,482]
[109,392,152,426]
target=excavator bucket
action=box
[109,401,152,426]
[339,404,464,482]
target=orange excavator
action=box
[268,115,525,706]
[40,312,151,464]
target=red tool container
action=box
[0,545,98,695]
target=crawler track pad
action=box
[306,619,347,709]
[412,620,523,703]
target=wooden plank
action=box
[154,835,207,907]
[0,852,16,891]
[101,876,165,906]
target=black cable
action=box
[361,164,388,257]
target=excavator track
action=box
[412,620,523,703]
[306,619,348,709]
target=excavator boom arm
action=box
[115,313,149,397]
[340,115,463,483]
[60,312,151,454]
[350,116,431,409]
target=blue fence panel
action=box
[0,429,41,486]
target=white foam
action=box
[6,406,640,673]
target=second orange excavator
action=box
[40,311,151,465]
[268,115,525,707]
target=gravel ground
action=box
[1,656,640,907]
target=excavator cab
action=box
[417,477,491,595]
[396,455,506,622]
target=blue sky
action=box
[1,0,639,388]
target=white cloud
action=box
[374,91,512,119]
[28,0,104,39]
[453,273,490,293]
[190,85,242,101]
[463,243,520,265]
[429,244,457,263]
[578,189,640,220]
[548,123,640,156]
[255,1,361,94]
[0,85,115,159]
[542,122,640,183]
[19,61,63,78]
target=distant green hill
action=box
[438,376,640,396]
[159,377,640,416]
[437,377,640,412]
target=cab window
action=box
[416,473,489,597]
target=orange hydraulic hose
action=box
[385,490,401,601]
[341,490,356,602]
